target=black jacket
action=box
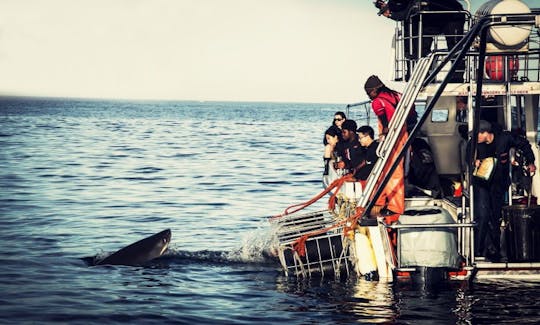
[386,0,463,22]
[473,130,535,189]
[355,141,379,181]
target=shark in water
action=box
[91,229,171,266]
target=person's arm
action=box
[371,98,390,135]
[512,133,537,173]
[378,114,390,134]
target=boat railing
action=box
[394,9,540,84]
[386,222,474,230]
[393,9,472,82]
[345,100,372,125]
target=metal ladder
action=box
[357,55,435,213]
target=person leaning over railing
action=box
[364,75,407,218]
[374,0,466,82]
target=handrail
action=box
[386,223,475,230]
[345,100,371,124]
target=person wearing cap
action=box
[365,75,400,137]
[364,75,408,218]
[364,75,417,136]
[472,120,536,262]
[334,120,365,175]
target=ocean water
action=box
[1,97,539,324]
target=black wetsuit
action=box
[355,141,379,181]
[343,138,365,175]
[472,130,535,260]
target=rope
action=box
[270,173,354,220]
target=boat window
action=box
[431,109,449,122]
[511,96,526,131]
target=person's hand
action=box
[378,127,389,141]
[528,163,536,174]
[334,161,346,169]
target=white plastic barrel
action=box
[475,0,532,49]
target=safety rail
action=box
[345,100,372,124]
[385,222,475,229]
[393,9,472,81]
[394,10,540,83]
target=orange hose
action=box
[270,173,354,220]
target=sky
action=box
[0,0,537,103]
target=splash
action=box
[227,221,280,263]
[164,222,280,265]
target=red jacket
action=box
[372,91,400,125]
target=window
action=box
[432,109,449,122]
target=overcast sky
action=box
[0,0,537,103]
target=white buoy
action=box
[476,0,533,50]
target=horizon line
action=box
[0,93,352,106]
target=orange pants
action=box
[376,125,406,215]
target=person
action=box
[471,120,536,262]
[364,75,417,135]
[333,111,347,130]
[354,125,379,184]
[323,126,340,176]
[374,0,465,82]
[456,96,468,123]
[408,137,442,197]
[334,120,364,175]
[323,111,347,158]
[364,75,407,217]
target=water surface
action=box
[1,97,539,324]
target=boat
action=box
[271,0,540,283]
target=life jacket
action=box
[374,92,417,131]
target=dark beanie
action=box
[478,120,492,133]
[342,119,358,132]
[364,75,384,93]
